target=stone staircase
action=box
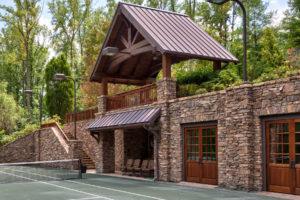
[65,132,96,169]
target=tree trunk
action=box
[26,40,31,119]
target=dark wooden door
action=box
[185,126,218,185]
[266,119,300,194]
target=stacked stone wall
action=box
[0,131,37,163]
[0,127,83,164]
[64,119,100,163]
[166,75,300,191]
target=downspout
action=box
[143,123,159,182]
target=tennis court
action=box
[0,160,285,200]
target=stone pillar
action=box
[114,129,125,174]
[97,95,107,115]
[157,103,171,181]
[218,84,255,190]
[157,78,177,101]
[96,132,115,173]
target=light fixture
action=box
[53,73,77,140]
[53,73,67,80]
[24,90,34,95]
[102,47,120,56]
[206,0,229,5]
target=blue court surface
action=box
[0,173,288,200]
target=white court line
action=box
[0,170,114,200]
[8,168,166,200]
[70,197,101,200]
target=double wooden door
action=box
[185,126,218,185]
[266,119,300,194]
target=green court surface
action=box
[0,173,286,200]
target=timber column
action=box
[156,54,176,181]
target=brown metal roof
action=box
[121,3,238,62]
[90,2,239,84]
[88,107,160,131]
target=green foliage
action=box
[0,124,39,147]
[282,0,300,49]
[42,114,63,129]
[45,55,74,122]
[0,82,25,133]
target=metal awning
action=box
[88,107,160,131]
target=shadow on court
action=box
[0,174,285,200]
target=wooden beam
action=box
[101,78,108,96]
[162,54,171,78]
[213,61,221,71]
[107,44,153,73]
[97,72,156,83]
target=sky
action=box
[0,0,290,58]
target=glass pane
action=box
[212,137,216,144]
[270,144,282,153]
[207,137,211,145]
[194,137,199,144]
[283,144,289,153]
[296,123,300,132]
[296,155,300,164]
[270,154,276,163]
[195,146,199,152]
[283,155,289,164]
[270,133,282,143]
[202,153,207,160]
[212,128,215,136]
[270,154,283,164]
[212,154,216,161]
[207,129,211,136]
[296,134,300,143]
[212,145,216,153]
[207,145,211,152]
[202,129,206,136]
[276,155,283,163]
[276,124,282,133]
[202,145,206,152]
[283,134,289,143]
[194,130,198,136]
[202,137,207,144]
[296,144,300,154]
[270,124,275,133]
[283,123,289,133]
[206,154,211,161]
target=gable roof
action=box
[90,2,239,84]
[120,2,238,62]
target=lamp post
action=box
[206,0,247,83]
[53,73,77,140]
[24,90,43,128]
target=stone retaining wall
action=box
[0,127,82,164]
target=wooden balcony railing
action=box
[107,84,157,111]
[66,107,98,123]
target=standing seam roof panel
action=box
[124,5,170,51]
[136,7,180,52]
[177,17,226,59]
[162,12,208,56]
[87,107,161,130]
[185,18,237,60]
[153,10,193,54]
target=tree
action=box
[260,27,284,72]
[282,0,300,49]
[0,0,42,118]
[45,55,74,122]
[48,0,91,72]
[0,82,24,133]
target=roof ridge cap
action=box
[119,2,188,17]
